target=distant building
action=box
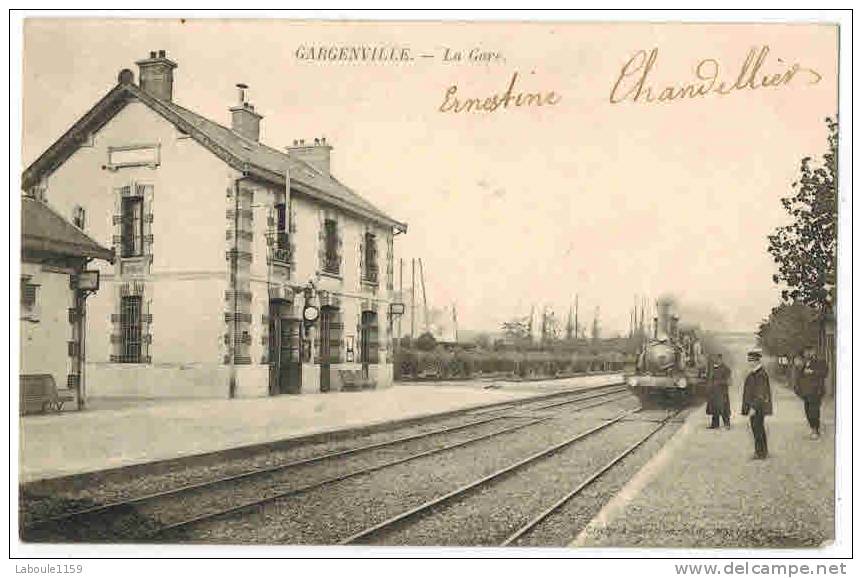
[22,51,407,399]
[21,197,114,408]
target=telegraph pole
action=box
[452,302,458,343]
[574,294,579,342]
[419,258,430,334]
[410,258,416,341]
[398,258,403,345]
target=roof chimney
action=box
[230,83,263,142]
[286,136,332,174]
[135,50,177,101]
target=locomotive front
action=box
[626,298,692,403]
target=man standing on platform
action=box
[706,354,732,429]
[742,349,772,460]
[795,345,828,440]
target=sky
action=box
[21,19,838,335]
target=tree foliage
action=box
[540,307,561,344]
[501,316,531,346]
[767,117,838,313]
[757,302,819,359]
[415,331,438,351]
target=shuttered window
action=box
[323,219,340,274]
[121,196,144,257]
[273,203,290,263]
[21,280,37,310]
[363,232,379,284]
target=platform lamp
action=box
[72,268,101,410]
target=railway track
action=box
[21,382,632,542]
[499,408,682,546]
[338,406,668,545]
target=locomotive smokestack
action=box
[656,298,673,339]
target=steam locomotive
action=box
[627,298,708,404]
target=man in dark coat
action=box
[742,349,772,459]
[706,354,732,429]
[795,345,828,440]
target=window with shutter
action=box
[21,281,37,310]
[120,196,144,257]
[363,232,379,284]
[20,277,39,320]
[323,219,340,275]
[273,203,291,263]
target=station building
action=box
[22,51,407,399]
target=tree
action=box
[541,307,560,344]
[474,333,492,350]
[501,316,531,346]
[767,118,838,316]
[590,307,601,341]
[757,302,819,360]
[415,331,437,352]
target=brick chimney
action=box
[287,137,332,174]
[135,50,177,101]
[230,83,263,142]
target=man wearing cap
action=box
[742,349,772,459]
[706,354,732,429]
[795,345,828,440]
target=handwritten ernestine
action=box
[438,72,561,113]
[610,46,822,104]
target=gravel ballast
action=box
[169,397,640,544]
[365,411,677,546]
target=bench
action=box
[20,374,75,415]
[338,369,375,392]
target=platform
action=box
[18,374,623,483]
[573,377,835,548]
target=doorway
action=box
[319,307,332,393]
[360,310,379,380]
[319,306,343,393]
[269,299,301,395]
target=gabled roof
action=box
[22,197,114,262]
[22,77,406,232]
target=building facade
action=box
[22,51,406,399]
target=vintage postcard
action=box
[12,14,848,560]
